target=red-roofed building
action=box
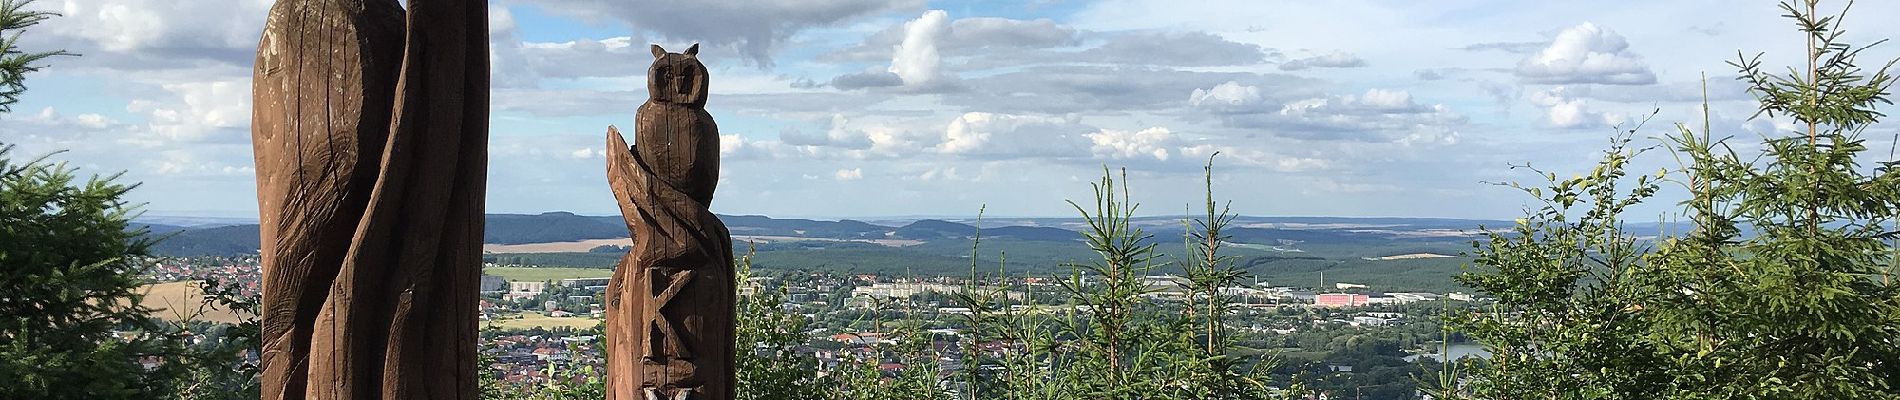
[1314,293,1369,308]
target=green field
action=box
[484,266,613,282]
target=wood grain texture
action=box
[252,0,487,398]
[605,43,735,400]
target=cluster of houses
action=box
[462,267,1487,385]
[143,255,264,296]
[837,274,1476,310]
[479,332,603,386]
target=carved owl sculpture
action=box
[605,42,734,399]
[634,43,720,205]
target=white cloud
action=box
[124,79,251,145]
[1279,51,1366,71]
[915,166,965,181]
[939,112,1087,158]
[1279,89,1438,119]
[152,149,254,177]
[36,0,272,69]
[890,10,951,86]
[512,0,921,66]
[781,114,875,149]
[1189,81,1265,108]
[1355,89,1418,111]
[889,9,950,85]
[1180,144,1330,172]
[1528,86,1620,129]
[1237,88,1467,143]
[828,15,1079,63]
[1085,127,1176,161]
[1517,23,1656,85]
[719,134,751,157]
[835,168,864,181]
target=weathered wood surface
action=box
[605,44,735,400]
[252,0,488,398]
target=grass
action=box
[485,266,614,282]
[485,311,602,330]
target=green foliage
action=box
[735,247,837,400]
[0,145,262,400]
[0,144,162,397]
[161,279,263,400]
[0,0,68,112]
[1175,156,1282,399]
[1054,168,1164,396]
[0,11,259,391]
[1441,1,1900,398]
[0,143,179,399]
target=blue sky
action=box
[4,0,1897,219]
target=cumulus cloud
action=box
[487,7,651,88]
[946,66,1321,115]
[1189,81,1267,109]
[889,10,950,86]
[939,112,1089,158]
[829,15,1080,63]
[834,168,863,181]
[1200,88,1466,143]
[1461,41,1548,54]
[515,0,921,66]
[124,79,252,145]
[1516,23,1655,85]
[781,114,875,149]
[32,0,272,69]
[1527,86,1621,129]
[1275,89,1438,118]
[1180,145,1331,172]
[151,149,255,177]
[1279,51,1366,71]
[1085,127,1176,161]
[754,114,939,159]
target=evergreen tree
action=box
[0,0,67,111]
[0,146,184,399]
[1443,1,1900,398]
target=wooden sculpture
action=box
[604,43,736,400]
[250,0,488,398]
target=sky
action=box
[4,0,1898,220]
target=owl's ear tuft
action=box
[684,43,700,57]
[650,44,667,59]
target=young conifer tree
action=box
[1444,1,1900,398]
[0,0,66,111]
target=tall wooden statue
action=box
[605,43,736,400]
[251,0,488,398]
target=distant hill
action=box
[484,212,625,244]
[138,213,1543,255]
[143,213,1516,257]
[136,212,1529,291]
[892,219,974,240]
[721,215,889,238]
[148,225,261,256]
